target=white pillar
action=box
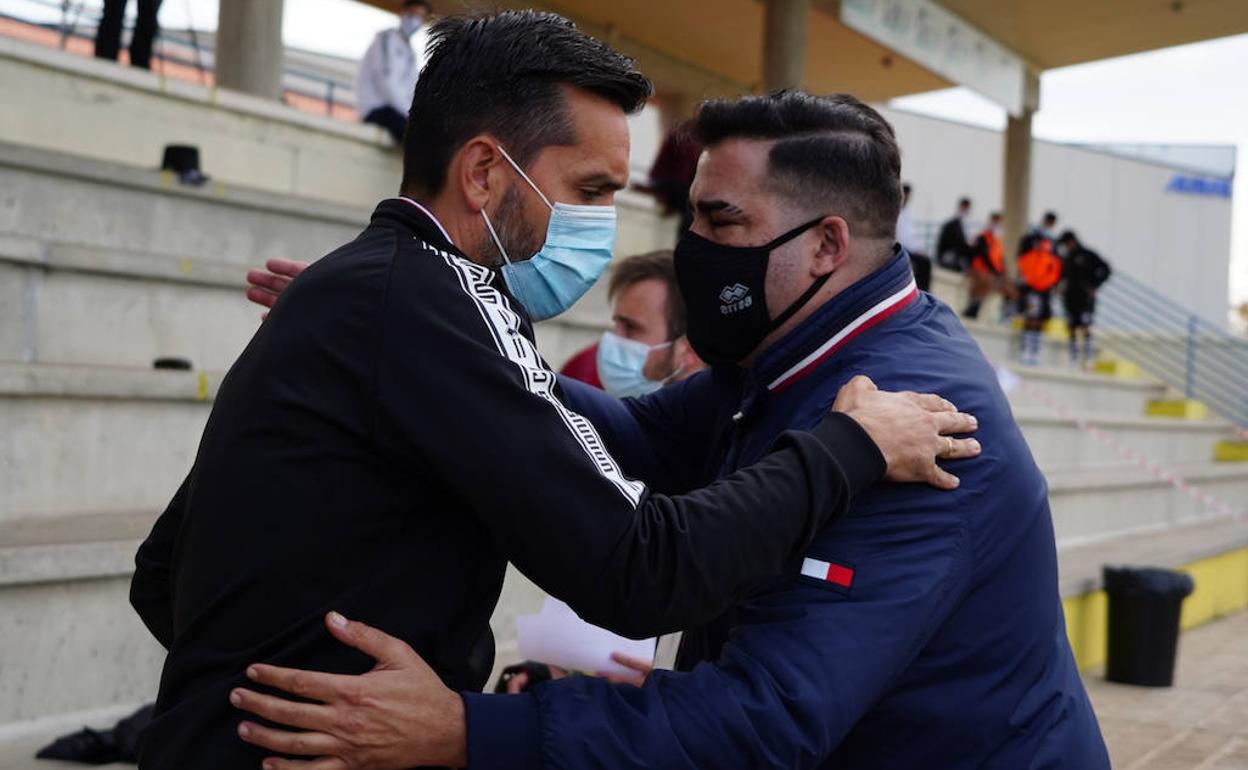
[215,0,285,100]
[762,0,808,92]
[1001,70,1041,278]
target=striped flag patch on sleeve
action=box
[801,557,855,589]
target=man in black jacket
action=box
[936,197,973,271]
[1056,230,1112,369]
[130,12,977,768]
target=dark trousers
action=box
[95,0,163,70]
[363,106,408,145]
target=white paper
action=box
[514,598,655,677]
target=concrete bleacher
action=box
[1,38,1245,763]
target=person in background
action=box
[897,183,931,291]
[963,210,1011,320]
[94,0,162,70]
[1016,223,1064,366]
[1023,210,1059,251]
[642,120,703,237]
[560,251,705,396]
[936,196,973,271]
[1057,230,1112,369]
[355,0,432,144]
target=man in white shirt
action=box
[355,0,432,144]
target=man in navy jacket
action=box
[231,92,1108,769]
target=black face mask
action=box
[674,216,831,366]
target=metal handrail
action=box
[1094,267,1248,429]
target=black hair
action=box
[401,0,431,10]
[989,211,1002,220]
[402,11,652,196]
[902,183,912,195]
[1057,229,1078,245]
[694,91,903,239]
[958,197,971,209]
[1043,210,1058,224]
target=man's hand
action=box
[246,258,309,316]
[230,612,466,770]
[599,651,652,687]
[832,375,980,491]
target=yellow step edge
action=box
[1214,441,1248,462]
[1145,399,1210,420]
[1063,546,1248,672]
[1092,358,1141,379]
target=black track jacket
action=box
[129,198,884,768]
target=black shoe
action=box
[35,726,120,765]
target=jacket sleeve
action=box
[559,372,722,494]
[130,472,191,649]
[462,503,971,769]
[1091,252,1111,288]
[374,249,884,639]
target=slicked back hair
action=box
[694,91,903,240]
[402,10,652,197]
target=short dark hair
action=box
[989,211,1002,221]
[693,91,903,239]
[1043,211,1058,225]
[401,0,430,10]
[958,197,972,209]
[402,11,652,196]
[902,183,912,195]
[1057,229,1078,245]
[607,251,686,339]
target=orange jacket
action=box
[1018,239,1062,292]
[971,230,1004,275]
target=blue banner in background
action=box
[1165,174,1233,198]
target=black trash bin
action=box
[1103,566,1195,687]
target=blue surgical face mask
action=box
[482,146,616,321]
[596,331,678,399]
[399,14,424,37]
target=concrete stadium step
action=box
[1016,408,1236,470]
[0,511,164,728]
[0,363,213,523]
[0,235,268,371]
[964,319,1076,369]
[1047,462,1248,546]
[1003,364,1167,416]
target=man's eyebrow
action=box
[578,172,626,191]
[694,199,746,217]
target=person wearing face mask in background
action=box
[135,15,979,769]
[560,250,705,396]
[355,0,432,145]
[935,196,973,271]
[1016,211,1064,365]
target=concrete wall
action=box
[878,106,1235,326]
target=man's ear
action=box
[456,136,504,214]
[674,336,706,374]
[813,216,851,277]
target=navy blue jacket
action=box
[464,251,1109,769]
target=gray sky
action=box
[7,0,1246,310]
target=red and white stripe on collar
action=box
[398,196,453,243]
[766,279,918,393]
